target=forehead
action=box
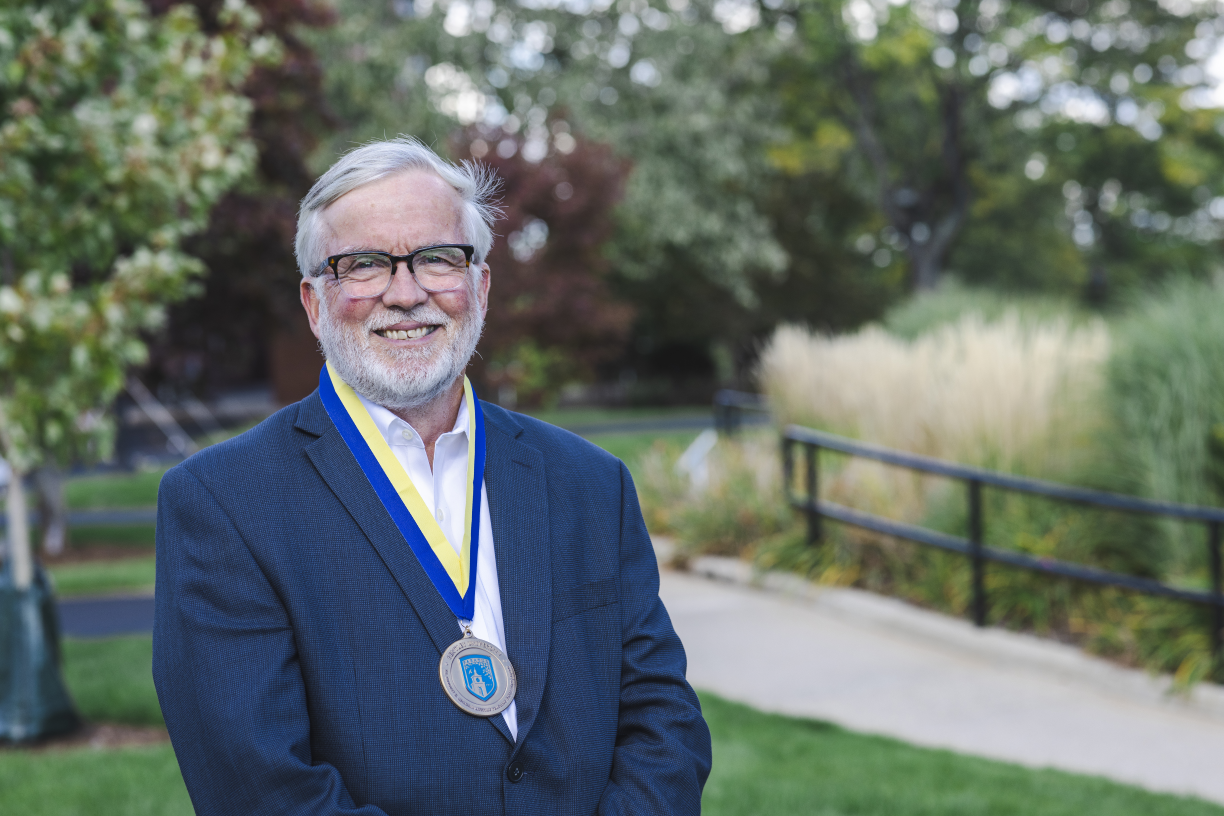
[321,169,465,251]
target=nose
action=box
[381,259,430,308]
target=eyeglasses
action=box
[323,244,475,298]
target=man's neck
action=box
[387,377,465,468]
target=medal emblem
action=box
[460,655,497,701]
[439,631,516,717]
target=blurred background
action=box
[5,0,1224,811]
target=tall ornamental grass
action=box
[757,312,1110,537]
[759,312,1109,473]
[1104,278,1224,575]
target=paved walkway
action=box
[59,595,155,638]
[660,558,1224,806]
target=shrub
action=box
[1102,277,1224,575]
[883,280,1086,341]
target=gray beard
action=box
[316,282,484,412]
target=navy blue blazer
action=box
[152,391,711,815]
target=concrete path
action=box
[59,595,155,638]
[660,560,1224,806]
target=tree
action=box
[769,0,1223,293]
[307,0,791,390]
[147,0,336,400]
[452,125,634,405]
[0,0,262,738]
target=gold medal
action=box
[438,628,517,717]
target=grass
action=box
[0,745,192,816]
[49,557,157,598]
[1103,278,1224,574]
[586,429,700,477]
[66,524,156,550]
[700,693,1224,816]
[758,313,1109,475]
[526,404,709,428]
[62,636,164,727]
[65,468,166,510]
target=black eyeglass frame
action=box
[322,244,476,296]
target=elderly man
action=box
[152,137,712,815]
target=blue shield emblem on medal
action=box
[460,655,497,701]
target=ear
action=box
[476,262,491,321]
[300,277,324,340]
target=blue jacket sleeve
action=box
[152,464,387,816]
[598,462,712,814]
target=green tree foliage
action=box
[769,0,1224,293]
[149,0,336,394]
[0,0,263,579]
[309,0,1224,387]
[308,0,793,384]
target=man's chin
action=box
[328,347,459,410]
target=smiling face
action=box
[300,169,491,412]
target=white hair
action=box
[295,136,501,278]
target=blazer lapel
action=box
[298,392,520,745]
[483,406,552,749]
[297,394,463,661]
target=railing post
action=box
[782,435,794,504]
[1210,521,1222,676]
[806,443,821,545]
[968,479,987,628]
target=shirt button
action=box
[437,506,446,522]
[401,430,411,440]
[506,762,524,783]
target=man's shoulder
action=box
[479,401,622,473]
[164,394,319,490]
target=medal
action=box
[439,626,517,717]
[320,364,518,717]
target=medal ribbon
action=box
[318,362,485,620]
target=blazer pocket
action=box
[552,578,618,623]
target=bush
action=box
[883,280,1086,341]
[1102,277,1224,575]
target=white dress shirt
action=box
[356,391,518,739]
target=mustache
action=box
[363,304,454,332]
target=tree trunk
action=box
[1,465,81,741]
[910,246,943,291]
[34,466,66,558]
[6,468,32,589]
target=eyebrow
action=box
[330,241,461,256]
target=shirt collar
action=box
[355,390,469,449]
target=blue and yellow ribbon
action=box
[319,362,485,620]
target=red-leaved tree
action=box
[453,127,634,408]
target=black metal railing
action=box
[712,389,770,435]
[710,390,1224,665]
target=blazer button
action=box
[506,762,524,783]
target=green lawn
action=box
[65,468,166,510]
[526,404,709,428]
[62,636,164,727]
[0,744,191,816]
[700,694,1224,815]
[587,429,700,476]
[49,557,157,598]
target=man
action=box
[152,137,712,815]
